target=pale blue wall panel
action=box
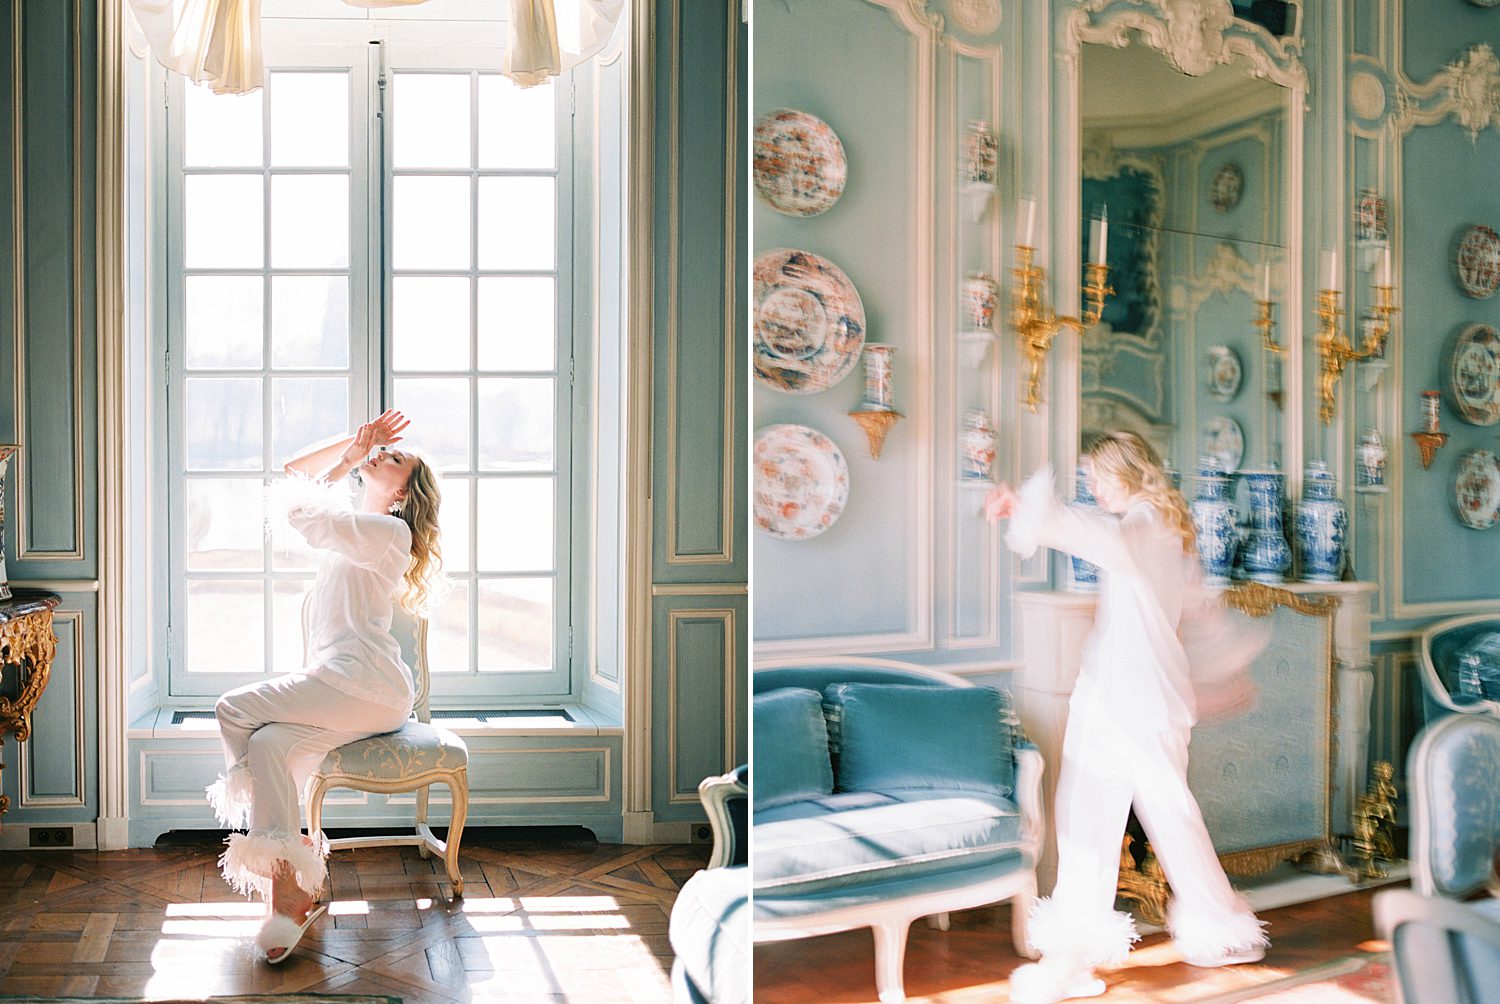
[753,0,919,642]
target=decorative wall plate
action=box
[1454,224,1500,298]
[1206,345,1243,401]
[1210,163,1243,212]
[1446,323,1500,426]
[753,424,849,540]
[754,248,866,394]
[1454,449,1500,530]
[753,109,847,217]
[1466,0,1500,8]
[1202,415,1245,474]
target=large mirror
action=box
[1075,31,1300,483]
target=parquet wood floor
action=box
[0,828,709,1003]
[754,886,1393,1003]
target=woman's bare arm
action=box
[283,410,410,482]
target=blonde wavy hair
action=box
[1084,431,1197,555]
[394,453,444,616]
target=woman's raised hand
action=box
[366,409,410,448]
[984,483,1018,522]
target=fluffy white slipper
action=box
[1008,960,1107,1004]
[256,903,326,965]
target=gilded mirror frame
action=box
[1059,0,1309,486]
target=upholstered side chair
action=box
[301,595,471,896]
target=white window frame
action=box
[157,16,592,704]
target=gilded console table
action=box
[0,589,61,815]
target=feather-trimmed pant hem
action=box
[1025,896,1139,968]
[219,829,329,899]
[1167,896,1269,959]
[205,762,253,830]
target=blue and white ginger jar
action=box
[1068,465,1100,593]
[1241,468,1291,584]
[1295,461,1347,582]
[1190,458,1236,586]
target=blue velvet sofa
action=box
[752,659,1044,1004]
[1416,613,1500,723]
[1374,713,1500,1003]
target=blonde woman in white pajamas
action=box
[986,431,1268,1004]
[206,409,444,963]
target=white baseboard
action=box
[0,822,100,851]
[97,816,130,850]
[623,810,655,844]
[652,820,693,843]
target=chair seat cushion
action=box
[752,789,1023,896]
[315,720,469,780]
[670,866,749,1004]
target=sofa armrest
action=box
[699,766,749,870]
[1014,742,1045,861]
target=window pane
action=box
[393,276,470,371]
[478,176,555,270]
[270,72,349,168]
[426,580,470,674]
[439,476,471,574]
[272,275,349,368]
[272,377,349,468]
[477,478,553,571]
[394,176,472,270]
[271,579,313,675]
[393,378,470,471]
[186,378,263,470]
[184,84,263,168]
[186,579,264,673]
[185,276,263,369]
[478,75,555,170]
[393,73,471,170]
[477,276,555,371]
[271,175,350,269]
[185,175,264,269]
[478,378,554,471]
[186,479,264,571]
[478,578,552,671]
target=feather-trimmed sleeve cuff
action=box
[268,472,355,530]
[1004,464,1061,559]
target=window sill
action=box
[129,702,622,740]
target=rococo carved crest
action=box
[1445,43,1500,142]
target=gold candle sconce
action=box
[1316,285,1397,425]
[1010,245,1112,412]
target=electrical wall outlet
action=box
[691,824,714,844]
[28,827,73,848]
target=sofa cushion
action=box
[752,789,1023,896]
[825,683,1013,796]
[670,866,749,1004]
[753,688,834,811]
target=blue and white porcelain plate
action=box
[1202,416,1245,474]
[1446,323,1500,426]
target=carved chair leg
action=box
[872,918,912,1003]
[416,784,433,858]
[1011,878,1039,959]
[445,770,469,898]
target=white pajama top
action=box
[285,480,416,712]
[1005,466,1203,735]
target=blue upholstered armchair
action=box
[669,766,749,1004]
[1417,614,1500,723]
[1374,713,1500,1003]
[752,658,1044,1004]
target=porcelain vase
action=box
[1190,459,1236,586]
[1068,466,1100,593]
[959,410,997,481]
[1241,469,1291,584]
[1296,461,1347,583]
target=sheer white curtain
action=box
[126,0,626,94]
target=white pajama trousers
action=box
[206,673,411,899]
[1028,711,1267,967]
